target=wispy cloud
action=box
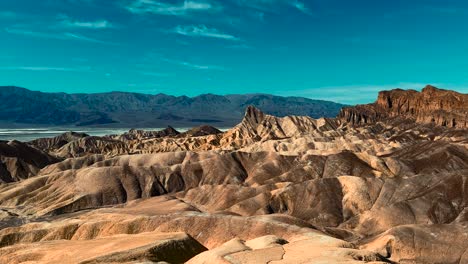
[291,0,311,15]
[163,58,225,70]
[0,66,91,72]
[232,0,311,14]
[5,28,68,40]
[171,25,239,41]
[58,15,114,29]
[124,0,218,16]
[5,28,118,45]
[63,32,116,44]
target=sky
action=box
[0,0,468,104]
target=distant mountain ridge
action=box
[0,86,345,127]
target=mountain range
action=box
[0,86,345,127]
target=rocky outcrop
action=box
[179,125,222,137]
[54,136,128,158]
[339,85,468,128]
[187,235,387,264]
[29,131,89,151]
[219,105,342,149]
[0,140,59,183]
[113,126,180,141]
[0,232,207,264]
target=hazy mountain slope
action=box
[0,86,345,127]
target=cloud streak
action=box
[0,66,91,72]
[58,16,114,29]
[163,58,225,70]
[232,0,311,14]
[291,0,311,15]
[124,0,218,16]
[171,25,239,40]
[5,28,117,45]
[63,32,116,44]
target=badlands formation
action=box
[0,85,467,263]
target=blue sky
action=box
[0,0,467,104]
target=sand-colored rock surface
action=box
[29,131,89,152]
[187,235,388,264]
[0,231,206,264]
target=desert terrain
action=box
[0,85,467,264]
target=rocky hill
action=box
[0,140,59,183]
[339,85,468,128]
[0,86,345,127]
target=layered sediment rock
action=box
[113,126,180,141]
[0,231,207,264]
[29,131,89,152]
[340,85,468,128]
[0,140,59,183]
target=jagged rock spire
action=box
[243,105,265,127]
